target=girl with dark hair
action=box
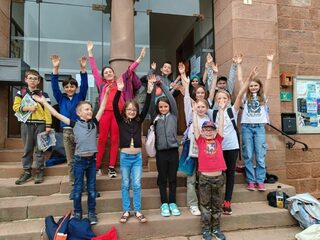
[87,41,145,178]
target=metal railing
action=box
[267,123,308,151]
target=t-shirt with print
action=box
[196,134,226,173]
[241,94,269,124]
[69,118,98,156]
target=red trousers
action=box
[96,110,119,169]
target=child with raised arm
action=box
[113,75,155,224]
[241,53,274,192]
[87,41,145,178]
[33,87,110,225]
[209,66,258,215]
[13,70,52,185]
[50,54,88,199]
[193,99,227,240]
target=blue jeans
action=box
[120,152,142,212]
[73,155,96,215]
[241,124,266,184]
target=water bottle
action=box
[276,185,284,208]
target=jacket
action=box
[51,72,88,128]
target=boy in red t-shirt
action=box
[192,101,227,240]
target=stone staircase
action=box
[0,138,301,240]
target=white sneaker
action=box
[189,206,201,216]
[96,169,102,177]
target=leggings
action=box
[96,110,119,169]
[223,149,239,201]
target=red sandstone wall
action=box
[277,0,320,197]
[0,0,11,148]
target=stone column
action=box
[109,0,135,76]
[214,0,286,180]
[0,0,11,147]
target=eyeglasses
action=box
[27,77,39,81]
[126,108,137,112]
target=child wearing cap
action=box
[192,100,227,240]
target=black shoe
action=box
[15,172,32,185]
[96,191,101,198]
[34,172,44,184]
[108,167,117,178]
[88,212,98,225]
[212,226,226,240]
[73,212,82,219]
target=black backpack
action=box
[212,108,241,160]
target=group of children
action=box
[13,42,274,240]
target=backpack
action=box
[212,107,241,160]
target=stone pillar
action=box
[109,0,135,76]
[214,0,286,180]
[0,0,11,147]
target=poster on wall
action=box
[294,76,320,133]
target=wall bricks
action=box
[287,164,311,179]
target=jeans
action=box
[73,155,96,215]
[241,123,266,184]
[120,151,142,212]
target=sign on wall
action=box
[294,76,320,133]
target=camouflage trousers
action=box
[199,173,225,231]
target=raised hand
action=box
[212,62,218,73]
[178,62,185,74]
[51,55,60,68]
[218,98,227,111]
[116,76,124,91]
[79,56,87,69]
[266,51,274,62]
[137,47,146,62]
[249,66,259,80]
[233,54,243,64]
[207,53,213,64]
[151,62,156,71]
[147,74,156,93]
[87,41,94,53]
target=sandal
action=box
[119,211,130,223]
[135,212,147,223]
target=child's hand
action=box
[147,74,156,94]
[178,62,185,74]
[46,127,52,133]
[212,62,218,73]
[218,99,227,110]
[28,104,37,112]
[151,62,156,70]
[116,77,124,91]
[249,66,259,80]
[138,47,146,62]
[32,95,46,104]
[87,41,94,53]
[207,53,213,64]
[51,55,60,68]
[266,51,274,62]
[233,54,243,64]
[79,56,87,69]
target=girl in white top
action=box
[241,53,274,192]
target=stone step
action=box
[0,149,51,162]
[171,226,301,240]
[0,202,298,240]
[4,138,24,149]
[0,183,296,221]
[0,172,187,198]
[0,162,69,177]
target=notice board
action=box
[294,76,320,133]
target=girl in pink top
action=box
[87,41,145,177]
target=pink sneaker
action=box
[247,182,255,191]
[257,183,266,192]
